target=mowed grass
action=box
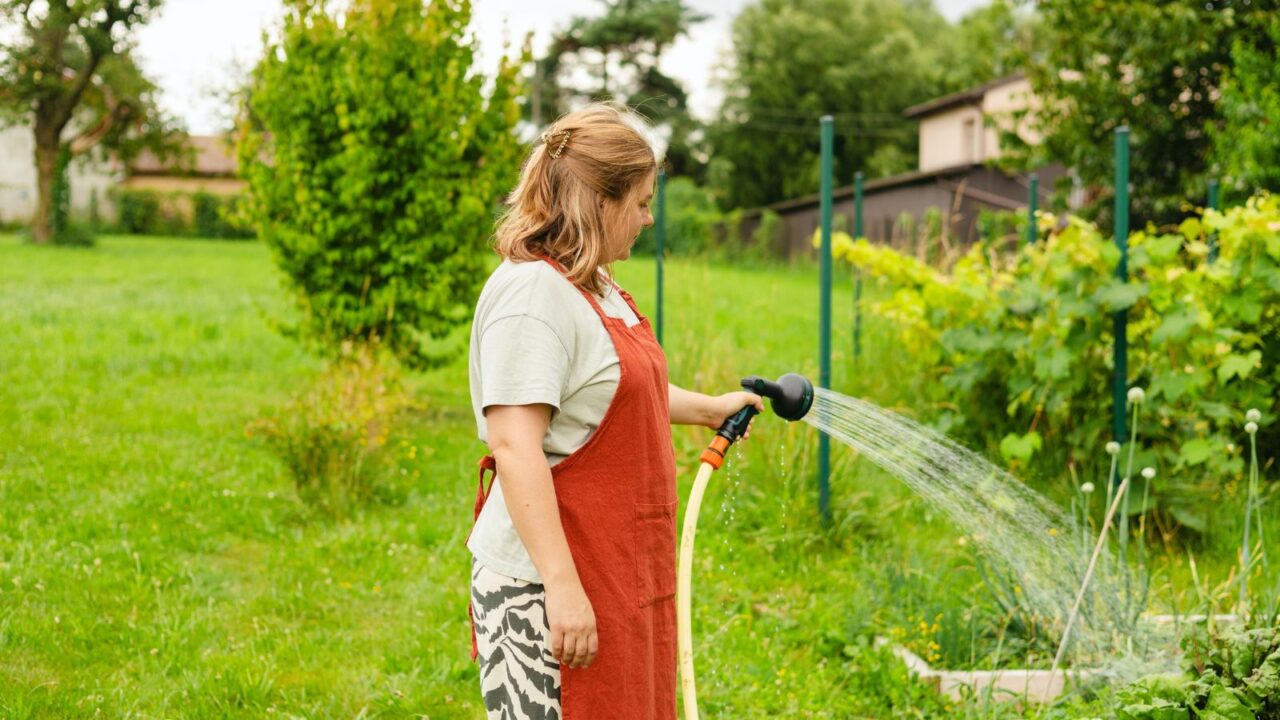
[1,236,480,718]
[0,234,1247,719]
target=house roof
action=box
[902,72,1025,119]
[130,135,237,177]
[747,162,985,217]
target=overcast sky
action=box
[133,0,991,136]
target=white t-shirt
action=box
[467,258,640,582]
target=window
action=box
[962,117,977,163]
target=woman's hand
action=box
[668,384,765,431]
[545,578,599,669]
[705,391,764,432]
[486,403,597,668]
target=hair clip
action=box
[542,129,571,159]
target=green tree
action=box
[236,0,524,368]
[1210,16,1280,200]
[0,0,176,244]
[1011,0,1274,226]
[529,0,705,121]
[707,0,951,210]
[937,0,1035,94]
[528,0,708,179]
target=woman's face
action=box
[605,171,656,262]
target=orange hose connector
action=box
[698,435,731,469]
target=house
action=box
[908,73,1040,173]
[736,74,1069,258]
[0,124,121,225]
[0,129,242,227]
[122,135,243,196]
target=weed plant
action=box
[247,341,412,516]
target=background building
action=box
[736,74,1069,257]
[0,125,121,226]
[122,135,243,196]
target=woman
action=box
[466,102,761,720]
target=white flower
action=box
[1141,467,1156,480]
[1246,408,1261,423]
[1080,482,1095,494]
[1127,387,1145,404]
[1245,422,1258,435]
[1106,441,1121,456]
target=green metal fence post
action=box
[656,168,666,346]
[1027,173,1039,245]
[1112,127,1130,480]
[853,171,864,362]
[1207,179,1220,265]
[818,116,833,524]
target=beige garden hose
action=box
[677,460,718,720]
[676,374,815,720]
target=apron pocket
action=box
[633,501,678,608]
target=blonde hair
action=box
[494,102,658,295]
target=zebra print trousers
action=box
[471,560,562,719]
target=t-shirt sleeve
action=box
[477,314,569,412]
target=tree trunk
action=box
[31,123,61,245]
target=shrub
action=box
[835,195,1279,538]
[192,192,221,238]
[236,0,524,368]
[115,188,163,235]
[247,343,409,515]
[112,189,252,239]
[192,191,253,239]
[730,207,781,264]
[751,208,785,255]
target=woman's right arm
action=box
[485,403,599,670]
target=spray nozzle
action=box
[739,373,814,422]
[701,373,815,469]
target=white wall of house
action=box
[918,105,987,172]
[916,77,1038,173]
[0,124,120,225]
[0,125,36,223]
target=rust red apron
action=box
[469,257,678,719]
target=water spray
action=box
[678,373,814,720]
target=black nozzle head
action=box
[740,373,814,421]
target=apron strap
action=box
[474,455,497,521]
[536,255,616,322]
[612,284,645,319]
[469,454,498,662]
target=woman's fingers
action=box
[550,626,565,663]
[586,629,600,666]
[576,627,593,666]
[550,622,596,668]
[560,630,580,668]
[558,625,596,668]
[546,580,597,668]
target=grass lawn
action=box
[0,234,1255,718]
